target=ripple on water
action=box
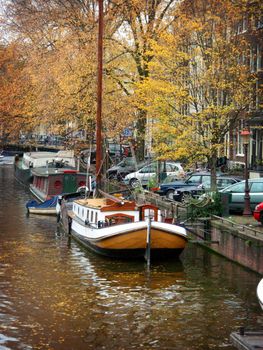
[0,167,262,350]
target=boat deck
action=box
[230,330,263,350]
[75,198,107,209]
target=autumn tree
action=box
[135,0,258,189]
[0,0,183,160]
[105,0,179,159]
[0,42,32,142]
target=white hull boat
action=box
[67,195,188,259]
[257,278,263,310]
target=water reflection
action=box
[0,165,262,350]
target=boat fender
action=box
[58,195,62,205]
[68,217,72,235]
[14,154,20,162]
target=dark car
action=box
[173,176,241,202]
[106,158,146,180]
[157,172,242,200]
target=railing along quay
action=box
[134,191,188,221]
[212,215,263,238]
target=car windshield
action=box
[186,175,202,184]
[162,174,180,184]
[222,181,245,193]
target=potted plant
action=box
[147,175,159,192]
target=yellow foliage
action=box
[134,0,258,165]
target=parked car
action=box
[106,158,146,180]
[157,172,242,200]
[124,161,184,188]
[150,174,184,192]
[173,176,241,202]
[157,172,215,199]
[253,202,263,225]
[219,178,263,212]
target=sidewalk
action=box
[225,214,263,232]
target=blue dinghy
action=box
[26,196,58,215]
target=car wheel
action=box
[181,192,191,204]
[166,190,175,200]
[130,178,140,188]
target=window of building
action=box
[256,79,263,110]
[250,45,257,72]
[255,15,263,29]
[237,16,248,34]
[257,44,263,71]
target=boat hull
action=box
[28,207,57,215]
[70,220,187,259]
[14,161,32,185]
[257,279,263,310]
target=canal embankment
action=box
[135,191,263,275]
[187,215,263,274]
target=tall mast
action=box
[96,0,103,190]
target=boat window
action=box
[87,210,89,220]
[91,211,94,223]
[144,208,155,219]
[82,208,84,217]
[105,214,134,225]
[95,212,98,224]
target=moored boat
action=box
[257,278,263,310]
[29,168,87,202]
[14,150,76,185]
[26,196,58,215]
[66,195,188,259]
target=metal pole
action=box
[145,214,152,268]
[243,143,252,216]
[96,0,103,191]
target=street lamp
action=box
[240,129,252,216]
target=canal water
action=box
[0,164,262,350]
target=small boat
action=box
[257,278,263,310]
[67,193,188,260]
[14,150,76,185]
[26,196,58,215]
[29,168,88,202]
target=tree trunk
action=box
[210,151,218,191]
[136,109,146,161]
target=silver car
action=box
[220,178,263,211]
[124,161,184,187]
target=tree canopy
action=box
[0,0,261,175]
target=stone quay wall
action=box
[193,218,263,274]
